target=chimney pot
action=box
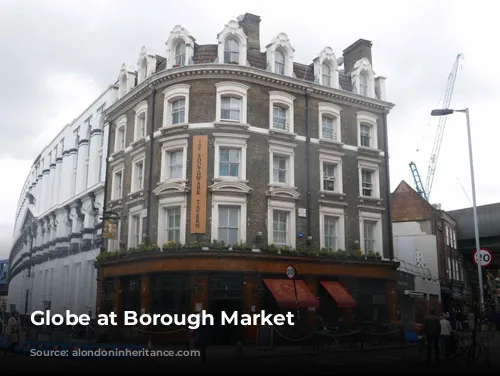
[342,38,373,75]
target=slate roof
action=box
[447,203,500,240]
[151,44,354,92]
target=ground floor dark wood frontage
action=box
[97,252,399,345]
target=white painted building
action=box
[393,221,442,302]
[7,86,117,317]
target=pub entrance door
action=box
[208,274,244,345]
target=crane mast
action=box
[409,53,463,201]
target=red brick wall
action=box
[391,181,433,222]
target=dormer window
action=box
[165,25,194,69]
[351,58,376,98]
[174,42,186,67]
[141,59,148,80]
[360,71,369,96]
[266,33,294,77]
[224,39,239,64]
[136,47,156,85]
[275,51,285,75]
[322,64,332,87]
[118,76,127,99]
[217,20,247,66]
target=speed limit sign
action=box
[473,249,493,267]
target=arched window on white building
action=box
[266,33,294,77]
[217,20,247,66]
[313,47,339,89]
[165,25,195,69]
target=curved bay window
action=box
[122,277,141,317]
[151,274,190,318]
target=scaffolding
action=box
[395,257,435,281]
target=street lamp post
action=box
[430,108,484,316]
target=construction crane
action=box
[409,53,463,201]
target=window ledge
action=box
[268,183,297,190]
[159,123,190,134]
[358,146,382,155]
[320,191,346,199]
[110,150,125,160]
[108,199,123,207]
[269,128,296,139]
[214,121,250,130]
[157,179,188,186]
[130,137,146,148]
[319,138,344,148]
[213,177,248,183]
[128,190,144,198]
[359,196,382,204]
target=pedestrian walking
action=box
[423,308,441,363]
[440,313,452,358]
[4,311,21,356]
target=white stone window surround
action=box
[215,82,249,124]
[217,20,248,66]
[165,25,195,69]
[313,47,339,89]
[137,46,157,84]
[319,150,344,194]
[111,164,124,200]
[269,91,295,133]
[157,195,187,245]
[114,115,127,153]
[319,205,346,250]
[130,153,146,194]
[358,156,381,199]
[211,194,247,245]
[159,134,189,183]
[359,210,383,254]
[357,111,379,150]
[269,140,296,188]
[351,57,376,98]
[127,204,144,248]
[267,199,296,249]
[266,33,294,77]
[318,103,342,143]
[133,101,148,141]
[162,84,191,128]
[213,133,249,182]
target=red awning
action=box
[263,279,320,309]
[320,281,357,308]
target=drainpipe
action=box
[100,119,113,254]
[145,87,157,244]
[305,88,312,246]
[382,111,395,260]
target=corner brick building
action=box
[97,13,399,345]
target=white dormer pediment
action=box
[266,186,301,200]
[165,25,195,69]
[266,33,294,77]
[117,63,137,100]
[314,47,339,89]
[217,20,247,66]
[153,182,189,197]
[209,181,252,194]
[351,57,376,98]
[137,46,157,85]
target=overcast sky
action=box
[0,0,498,259]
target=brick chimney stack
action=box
[239,13,261,51]
[342,39,373,74]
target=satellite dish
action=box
[337,56,344,66]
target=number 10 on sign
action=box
[473,249,492,267]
